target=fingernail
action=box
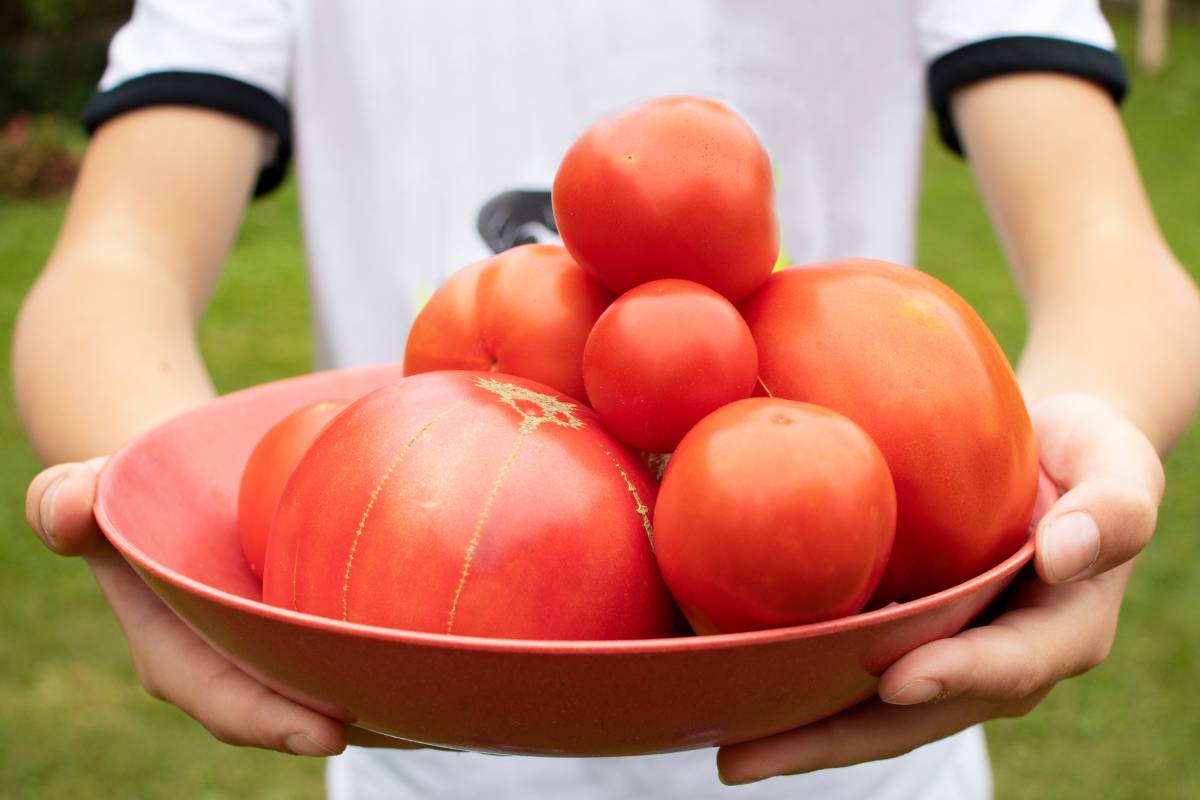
[285,733,336,757]
[38,476,66,549]
[1042,511,1100,583]
[882,678,942,705]
[720,773,766,787]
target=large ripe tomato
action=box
[654,398,896,633]
[262,371,677,640]
[237,399,349,579]
[403,244,612,403]
[552,96,778,304]
[741,260,1039,603]
[582,279,758,453]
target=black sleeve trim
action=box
[928,36,1129,157]
[81,70,292,196]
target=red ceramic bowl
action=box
[94,363,1039,757]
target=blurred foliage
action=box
[0,0,128,35]
[0,0,131,121]
[0,0,128,197]
[0,113,85,198]
[21,0,87,32]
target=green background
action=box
[1,12,1197,800]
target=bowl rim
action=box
[93,366,1037,656]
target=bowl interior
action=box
[99,364,408,604]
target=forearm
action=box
[11,107,264,463]
[954,74,1200,453]
[1015,233,1200,453]
[13,259,216,463]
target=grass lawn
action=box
[1,11,1197,800]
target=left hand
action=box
[716,392,1164,785]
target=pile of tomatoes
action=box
[240,97,1039,639]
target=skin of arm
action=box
[717,73,1200,784]
[959,74,1200,450]
[13,106,260,460]
[17,107,351,756]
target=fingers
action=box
[877,566,1125,708]
[30,459,347,756]
[716,696,996,785]
[1035,481,1158,584]
[25,458,108,555]
[1031,394,1163,583]
[717,565,1130,785]
[85,546,347,756]
[180,658,348,756]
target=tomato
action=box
[403,244,612,403]
[237,399,349,579]
[740,260,1039,602]
[582,279,758,453]
[262,371,677,640]
[552,96,778,303]
[654,398,896,633]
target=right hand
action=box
[25,460,349,757]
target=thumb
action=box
[25,457,109,556]
[1031,394,1163,584]
[1035,480,1159,584]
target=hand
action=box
[25,459,349,757]
[716,392,1164,785]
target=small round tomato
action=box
[583,279,758,453]
[741,260,1039,603]
[654,398,897,634]
[552,96,778,303]
[237,399,348,578]
[403,244,612,403]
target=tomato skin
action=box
[237,400,349,579]
[552,96,778,304]
[582,279,758,453]
[262,371,676,640]
[403,244,613,403]
[740,260,1039,602]
[654,398,896,633]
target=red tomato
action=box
[262,371,677,640]
[582,279,758,453]
[237,399,348,579]
[552,96,778,303]
[403,244,612,403]
[741,260,1039,602]
[654,398,896,633]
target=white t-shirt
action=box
[86,2,1124,798]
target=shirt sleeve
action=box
[917,0,1128,156]
[81,0,295,195]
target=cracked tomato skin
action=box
[262,371,676,640]
[402,244,613,403]
[237,400,349,579]
[583,279,759,453]
[654,398,897,633]
[552,96,778,304]
[740,260,1039,603]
